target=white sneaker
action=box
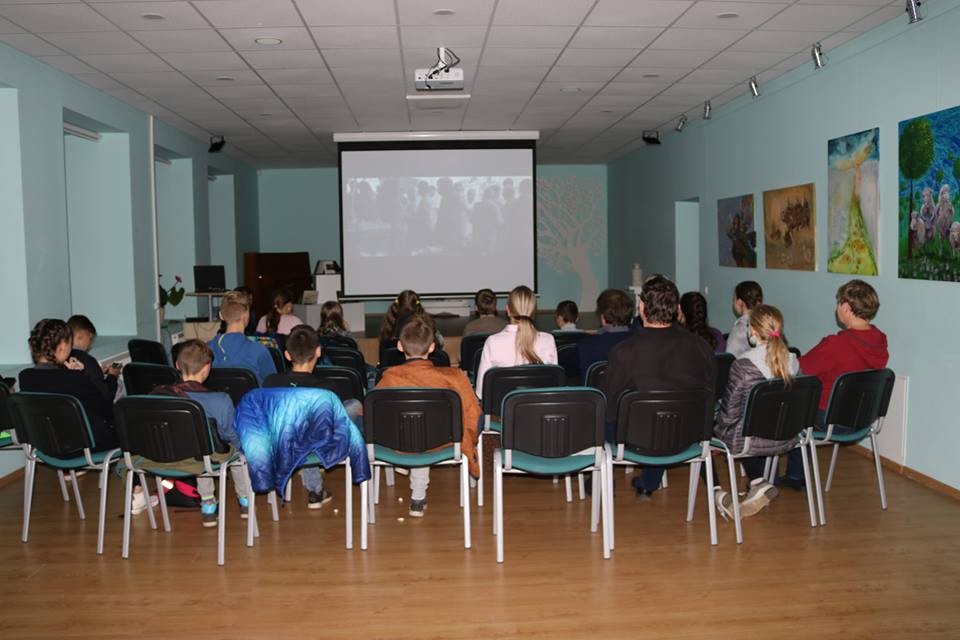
[714,488,734,520]
[130,491,159,515]
[739,478,778,517]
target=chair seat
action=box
[122,453,239,478]
[35,448,119,469]
[503,450,596,475]
[813,427,870,443]
[483,420,502,434]
[373,444,458,467]
[616,442,703,466]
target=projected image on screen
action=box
[340,146,535,297]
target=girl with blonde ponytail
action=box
[475,285,558,399]
[712,303,800,520]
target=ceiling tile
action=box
[192,0,303,29]
[0,17,24,34]
[493,0,594,25]
[109,70,194,87]
[397,0,495,26]
[681,67,751,83]
[72,72,124,90]
[481,47,561,66]
[330,66,403,83]
[272,83,345,99]
[660,81,731,96]
[585,0,694,27]
[295,0,396,26]
[702,50,789,70]
[323,48,401,67]
[675,2,789,30]
[405,47,481,68]
[486,25,575,48]
[401,25,486,48]
[795,0,889,5]
[546,66,622,82]
[600,81,670,96]
[643,94,706,110]
[568,27,663,49]
[537,81,607,95]
[585,94,648,108]
[842,5,903,32]
[0,33,61,55]
[90,2,210,31]
[556,48,639,67]
[207,84,274,100]
[629,49,715,68]
[256,67,333,83]
[79,52,171,72]
[41,31,147,55]
[242,48,324,69]
[729,29,830,52]
[614,66,689,82]
[219,26,315,50]
[160,51,247,71]
[103,87,151,103]
[0,4,116,32]
[649,28,748,51]
[761,5,878,31]
[309,25,398,48]
[820,30,860,49]
[473,65,550,83]
[130,29,233,53]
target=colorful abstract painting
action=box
[898,105,960,282]
[763,183,816,271]
[828,128,879,275]
[717,194,757,268]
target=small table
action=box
[186,291,227,321]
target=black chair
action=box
[459,333,490,375]
[557,343,580,383]
[429,349,450,367]
[321,334,359,350]
[0,380,20,450]
[379,347,406,369]
[494,388,609,563]
[122,363,180,396]
[8,392,121,554]
[613,388,718,545]
[551,330,589,347]
[325,346,367,387]
[788,346,802,358]
[809,368,895,526]
[128,339,169,365]
[113,396,253,565]
[170,341,187,366]
[311,366,365,403]
[476,364,566,508]
[714,353,735,402]
[584,360,607,389]
[712,376,822,544]
[268,347,287,374]
[361,388,470,549]
[205,367,259,406]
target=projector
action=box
[415,67,464,91]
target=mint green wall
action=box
[156,158,197,320]
[64,133,137,334]
[209,175,239,288]
[0,88,30,364]
[608,0,960,489]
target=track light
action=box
[208,135,225,153]
[811,42,824,69]
[641,130,661,145]
[906,0,922,23]
[749,76,760,98]
[703,100,712,120]
[675,115,687,132]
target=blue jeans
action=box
[301,399,363,493]
[605,421,664,493]
[784,409,855,481]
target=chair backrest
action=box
[363,388,463,453]
[204,367,259,406]
[8,392,95,456]
[584,360,608,389]
[268,347,287,373]
[501,388,605,458]
[556,343,580,380]
[551,330,589,347]
[122,363,181,396]
[380,346,406,369]
[311,366,365,403]
[741,376,822,441]
[322,334,359,350]
[128,339,169,365]
[615,388,714,456]
[325,346,366,384]
[714,352,735,401]
[824,368,895,430]
[0,380,13,434]
[429,349,450,367]
[459,333,490,373]
[114,396,214,462]
[481,364,567,416]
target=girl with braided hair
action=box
[679,292,726,353]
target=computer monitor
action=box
[194,265,226,292]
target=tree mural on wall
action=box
[537,176,605,309]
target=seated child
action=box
[678,292,727,353]
[463,288,508,336]
[374,315,480,517]
[554,300,579,331]
[317,300,353,339]
[67,314,121,399]
[577,289,634,375]
[256,288,304,335]
[152,339,251,527]
[726,281,763,357]
[209,296,277,384]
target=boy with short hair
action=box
[152,339,251,527]
[209,297,276,384]
[577,289,635,374]
[67,314,120,397]
[554,300,579,331]
[374,315,480,517]
[726,281,764,357]
[779,279,889,489]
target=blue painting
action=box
[717,194,756,268]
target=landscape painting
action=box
[717,194,757,268]
[828,128,880,275]
[899,105,960,282]
[764,183,816,271]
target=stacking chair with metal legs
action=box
[711,376,822,544]
[610,388,719,546]
[128,339,170,365]
[493,387,610,563]
[113,396,256,566]
[122,363,180,396]
[7,392,122,555]
[809,368,895,526]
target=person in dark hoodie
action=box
[778,279,889,490]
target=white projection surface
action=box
[340,147,535,297]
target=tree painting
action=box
[717,194,757,268]
[898,105,960,282]
[828,128,879,275]
[537,176,605,308]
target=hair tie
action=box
[769,330,781,338]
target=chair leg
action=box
[825,443,840,492]
[268,490,280,521]
[768,456,779,483]
[564,475,573,503]
[578,472,586,501]
[69,470,86,520]
[217,465,228,566]
[661,469,668,489]
[96,458,112,555]
[607,455,615,550]
[57,469,70,502]
[385,466,396,487]
[705,455,718,546]
[461,456,471,549]
[763,457,772,482]
[155,477,171,532]
[600,463,611,559]
[477,432,485,507]
[804,443,822,527]
[373,466,381,505]
[121,469,134,559]
[368,465,377,525]
[686,461,701,522]
[495,451,504,563]
[244,463,256,547]
[345,458,354,550]
[870,433,888,510]
[803,440,827,527]
[21,458,36,543]
[360,479,369,550]
[284,478,292,503]
[725,453,743,544]
[138,472,157,530]
[590,468,600,533]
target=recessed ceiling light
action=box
[254,37,283,46]
[141,12,165,21]
[717,11,740,19]
[600,109,615,113]
[259,112,273,117]
[642,73,660,78]
[215,75,235,82]
[560,86,582,93]
[432,9,456,16]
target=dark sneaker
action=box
[307,489,333,510]
[201,501,218,528]
[408,499,427,517]
[775,475,806,492]
[238,496,249,519]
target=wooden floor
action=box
[1,449,959,639]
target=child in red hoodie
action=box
[779,280,889,489]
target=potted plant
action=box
[159,274,185,325]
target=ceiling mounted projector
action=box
[415,47,464,91]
